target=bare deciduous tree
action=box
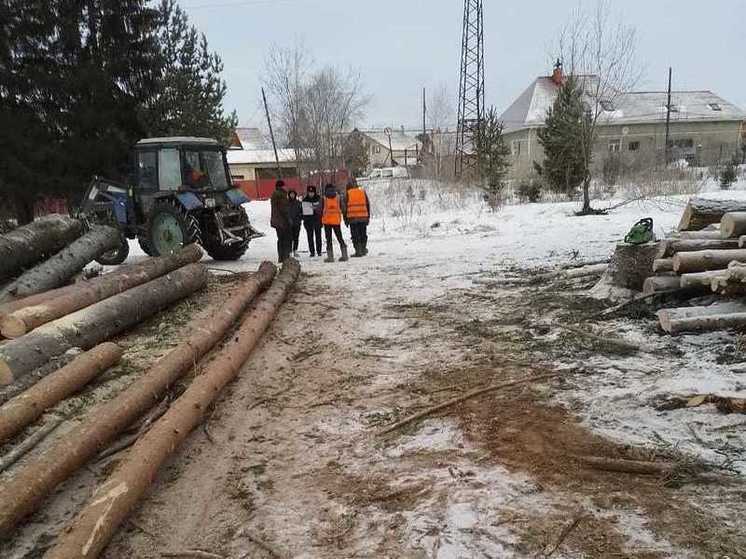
[262,43,369,177]
[554,0,642,214]
[426,83,457,179]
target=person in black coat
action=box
[301,185,323,257]
[287,190,303,258]
[270,180,291,263]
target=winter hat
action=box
[324,184,336,197]
[275,180,285,189]
[307,185,317,194]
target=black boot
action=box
[324,247,334,263]
[351,242,363,257]
[339,244,349,262]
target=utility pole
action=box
[422,87,427,153]
[261,87,282,180]
[664,67,672,166]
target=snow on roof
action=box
[231,127,269,150]
[500,76,746,133]
[226,148,298,165]
[360,129,422,151]
[137,137,218,145]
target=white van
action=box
[363,166,410,181]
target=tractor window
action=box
[159,149,182,191]
[183,149,229,190]
[137,151,157,190]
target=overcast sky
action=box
[183,0,746,131]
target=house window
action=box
[373,146,381,154]
[669,138,694,149]
[600,99,615,112]
[628,141,640,152]
[708,103,722,111]
[231,175,245,180]
[511,140,521,156]
[608,139,621,152]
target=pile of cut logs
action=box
[0,214,300,559]
[639,198,746,334]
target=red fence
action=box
[235,169,351,201]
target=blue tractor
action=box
[79,137,261,265]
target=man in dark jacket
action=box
[270,180,292,262]
[287,190,303,258]
[301,185,323,257]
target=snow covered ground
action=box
[103,175,746,557]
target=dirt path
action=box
[96,250,745,559]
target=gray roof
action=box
[500,76,746,133]
[136,137,219,145]
[360,129,422,151]
[232,127,269,150]
[226,148,298,165]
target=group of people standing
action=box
[270,179,371,263]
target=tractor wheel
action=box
[146,200,202,257]
[137,236,156,257]
[204,208,250,261]
[95,234,130,266]
[204,241,249,261]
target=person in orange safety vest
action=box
[344,180,371,257]
[321,184,348,263]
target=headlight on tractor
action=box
[204,197,216,208]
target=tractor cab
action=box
[132,137,232,194]
[80,136,259,265]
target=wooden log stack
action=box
[648,198,746,333]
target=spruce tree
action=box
[535,76,589,197]
[474,106,511,211]
[150,0,237,143]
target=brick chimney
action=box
[551,59,564,86]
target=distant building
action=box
[228,127,270,151]
[227,147,300,200]
[500,64,746,177]
[357,128,422,169]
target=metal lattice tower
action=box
[455,0,485,178]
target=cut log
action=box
[642,276,681,295]
[678,229,722,240]
[739,236,746,248]
[0,245,203,338]
[672,249,746,274]
[658,302,746,334]
[0,215,83,282]
[562,263,608,279]
[678,198,746,231]
[679,270,729,289]
[720,212,746,239]
[0,226,121,302]
[0,343,122,444]
[0,263,208,385]
[43,260,300,559]
[710,264,746,296]
[656,238,740,258]
[0,262,277,537]
[652,258,674,273]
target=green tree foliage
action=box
[535,76,590,197]
[0,0,236,223]
[0,0,161,221]
[342,129,370,176]
[474,107,511,211]
[150,0,237,143]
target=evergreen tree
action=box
[342,129,370,176]
[0,0,162,221]
[474,106,511,211]
[535,75,590,197]
[150,0,237,143]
